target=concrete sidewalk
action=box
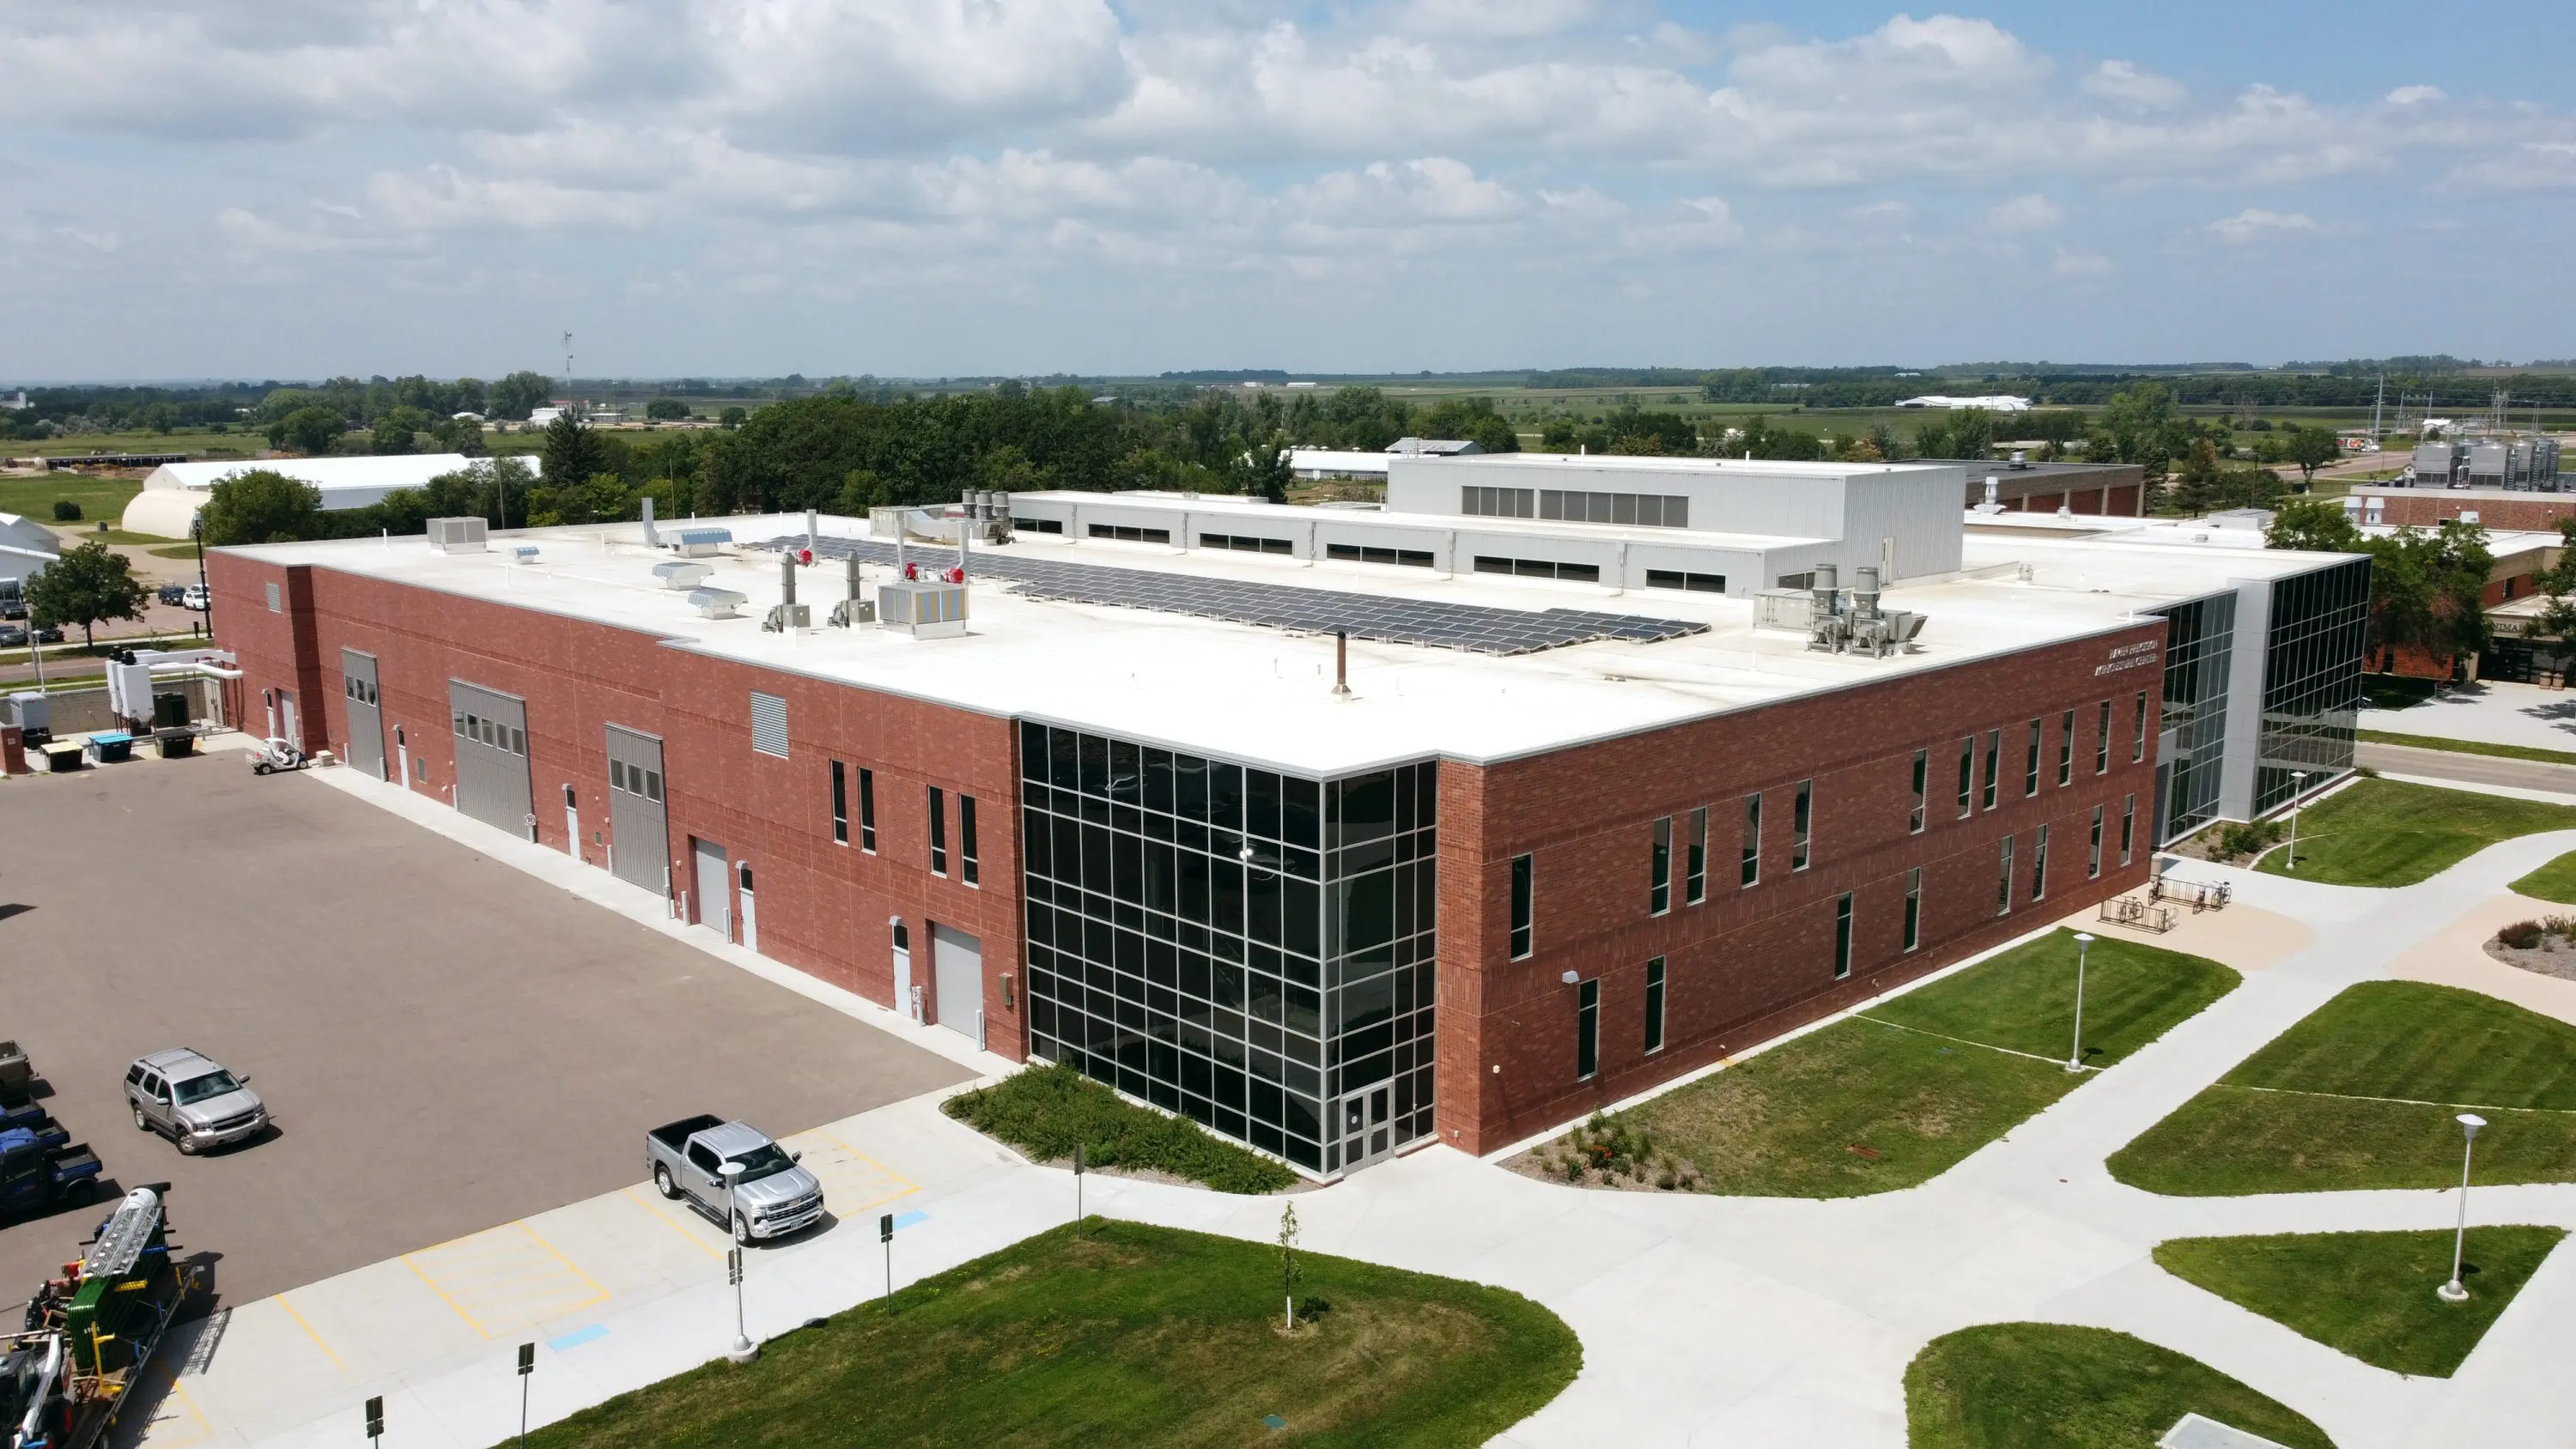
[127,763,2576,1448]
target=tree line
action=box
[2266,500,2491,674]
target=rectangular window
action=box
[1792,779,1813,870]
[1537,489,1690,529]
[1461,485,1536,518]
[1649,815,1673,915]
[1910,749,1929,834]
[1832,894,1854,979]
[2089,804,2105,879]
[1012,516,1065,535]
[2031,824,2050,901]
[1576,978,1600,1080]
[2024,718,2042,796]
[2120,792,2136,866]
[2057,710,2075,786]
[265,581,281,612]
[1958,737,1975,818]
[1904,867,1922,952]
[960,794,979,886]
[1510,853,1534,959]
[1645,569,1728,593]
[830,761,848,845]
[1983,731,2001,810]
[858,767,877,852]
[2096,700,2112,774]
[1741,792,1762,886]
[1472,555,1601,583]
[2133,690,2149,762]
[750,691,788,759]
[1334,543,1437,568]
[1997,835,2015,915]
[1197,532,1295,555]
[1685,806,1708,905]
[1087,523,1173,543]
[928,786,948,876]
[1643,957,1667,1054]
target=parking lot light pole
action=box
[720,1161,757,1363]
[2287,771,2309,870]
[2064,931,2095,1074]
[2439,1113,2487,1303]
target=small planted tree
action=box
[1279,1202,1302,1331]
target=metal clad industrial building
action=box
[604,725,669,896]
[447,680,533,840]
[341,648,384,779]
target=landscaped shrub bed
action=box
[944,1061,1297,1194]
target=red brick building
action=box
[211,507,2178,1176]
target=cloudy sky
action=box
[5,0,2572,381]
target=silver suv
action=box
[124,1048,268,1155]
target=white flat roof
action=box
[228,512,2352,775]
[146,454,540,494]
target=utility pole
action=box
[562,331,576,420]
[2371,374,2385,446]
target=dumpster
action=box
[42,743,82,772]
[85,731,134,765]
[154,729,196,760]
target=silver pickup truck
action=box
[646,1114,826,1243]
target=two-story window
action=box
[1832,894,1854,979]
[2057,710,2075,786]
[1643,958,1667,1054]
[1510,853,1534,958]
[929,786,948,876]
[1792,780,1814,870]
[2088,804,2105,878]
[1957,737,1975,818]
[2095,700,2112,774]
[1649,817,1673,915]
[2133,690,2149,762]
[1742,793,1763,886]
[2024,718,2042,796]
[1904,867,1923,952]
[1982,731,2002,810]
[1910,749,1929,834]
[1685,808,1708,905]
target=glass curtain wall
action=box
[2254,558,2370,814]
[2150,592,2235,842]
[1018,723,1437,1175]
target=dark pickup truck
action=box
[0,1125,102,1218]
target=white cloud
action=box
[2386,85,2446,106]
[2052,249,2112,277]
[2083,60,2186,110]
[1984,194,2063,232]
[2204,208,2318,243]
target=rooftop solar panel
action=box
[756,535,1707,656]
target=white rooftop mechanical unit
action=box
[1802,566,1925,659]
[762,553,810,634]
[427,517,488,554]
[672,527,732,559]
[653,561,713,591]
[687,585,747,619]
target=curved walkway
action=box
[1088,830,2576,1447]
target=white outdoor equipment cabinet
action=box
[878,580,967,640]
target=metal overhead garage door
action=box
[605,725,670,897]
[449,680,534,840]
[342,649,385,780]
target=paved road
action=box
[0,752,968,1319]
[2355,739,2576,796]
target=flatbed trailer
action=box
[3,1186,194,1449]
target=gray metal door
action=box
[342,650,384,779]
[693,838,730,937]
[448,680,534,840]
[605,725,670,896]
[933,924,984,1045]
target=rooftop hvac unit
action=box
[653,561,713,591]
[878,579,968,640]
[672,527,733,559]
[427,517,489,554]
[512,545,541,565]
[687,585,748,619]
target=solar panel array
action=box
[755,534,1708,656]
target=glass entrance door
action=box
[1339,1086,1394,1173]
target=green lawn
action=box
[521,1220,1580,1449]
[2510,851,2576,903]
[944,1062,1298,1194]
[1566,930,2236,1197]
[2109,981,2576,1195]
[2253,779,2576,886]
[2155,1228,2566,1378]
[1904,1323,2332,1449]
[2360,730,2576,767]
[0,475,143,528]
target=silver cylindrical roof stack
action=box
[780,551,796,607]
[1853,567,1880,620]
[1810,563,1839,614]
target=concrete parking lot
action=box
[0,754,969,1317]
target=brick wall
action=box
[2363,493,2576,532]
[1432,621,2166,1155]
[210,549,1031,1061]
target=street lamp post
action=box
[2439,1113,2487,1303]
[2287,771,2309,870]
[2064,931,2095,1074]
[720,1161,758,1362]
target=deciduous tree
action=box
[27,540,148,646]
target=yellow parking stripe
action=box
[273,1292,345,1372]
[402,1221,610,1339]
[622,1185,725,1259]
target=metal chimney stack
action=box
[641,494,661,548]
[1809,563,1839,615]
[1852,567,1880,621]
[805,509,818,555]
[780,552,796,607]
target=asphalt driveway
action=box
[0,754,968,1316]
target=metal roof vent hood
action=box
[428,517,488,554]
[654,560,712,591]
[687,585,747,618]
